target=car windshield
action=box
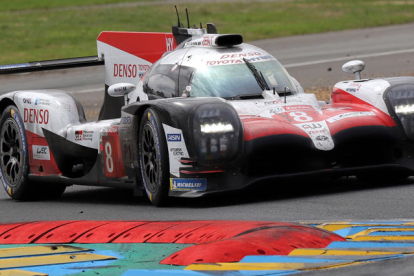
[188,59,297,98]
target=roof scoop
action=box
[215,34,243,47]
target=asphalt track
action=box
[0,24,414,222]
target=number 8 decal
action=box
[105,142,114,173]
[289,111,313,122]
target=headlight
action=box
[386,83,414,139]
[193,103,242,165]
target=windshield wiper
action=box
[243,58,270,91]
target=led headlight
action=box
[193,103,242,165]
[386,83,414,139]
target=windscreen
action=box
[188,59,297,98]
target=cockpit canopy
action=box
[143,43,298,100]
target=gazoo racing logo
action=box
[75,131,83,141]
[167,134,181,142]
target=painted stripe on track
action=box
[288,248,402,256]
[353,235,414,241]
[240,256,347,263]
[0,252,116,269]
[122,270,292,276]
[284,48,414,68]
[0,245,90,258]
[327,241,414,249]
[0,269,48,276]
[185,261,351,271]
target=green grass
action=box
[1,0,414,64]
[0,0,155,12]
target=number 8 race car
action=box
[1,16,414,206]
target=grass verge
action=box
[1,0,414,64]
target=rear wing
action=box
[0,56,103,75]
[0,17,219,120]
[97,31,178,88]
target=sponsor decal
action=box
[163,124,190,177]
[202,36,214,46]
[346,88,357,93]
[113,64,149,78]
[35,98,50,106]
[185,41,202,47]
[324,106,353,111]
[107,126,118,133]
[285,105,315,111]
[22,98,32,104]
[301,123,323,130]
[170,178,207,191]
[75,130,93,141]
[220,52,262,59]
[166,37,174,51]
[75,131,83,140]
[167,134,181,142]
[350,83,362,91]
[269,107,286,114]
[294,120,334,151]
[315,135,328,141]
[170,147,184,156]
[114,86,127,93]
[32,145,50,161]
[23,108,49,125]
[206,52,268,66]
[327,111,376,123]
[120,116,132,125]
[263,100,283,106]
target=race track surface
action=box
[0,22,414,275]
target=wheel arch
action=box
[0,98,17,115]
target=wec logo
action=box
[167,134,181,142]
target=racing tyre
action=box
[138,108,170,206]
[0,106,32,200]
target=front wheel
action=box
[138,108,170,206]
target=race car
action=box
[1,17,414,206]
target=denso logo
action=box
[167,134,181,142]
[23,108,49,124]
[113,64,149,78]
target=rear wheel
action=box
[138,108,169,206]
[0,106,66,200]
[0,106,31,200]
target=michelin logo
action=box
[170,178,207,191]
[167,134,181,142]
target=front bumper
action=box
[168,125,414,198]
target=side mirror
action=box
[108,83,136,97]
[342,60,365,80]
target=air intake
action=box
[215,34,243,47]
